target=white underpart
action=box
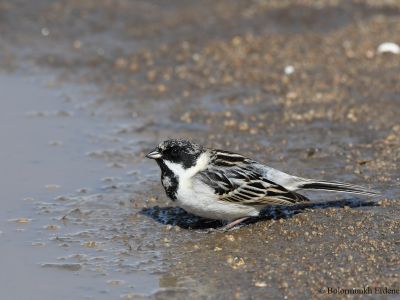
[164,152,262,221]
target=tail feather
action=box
[298,180,380,196]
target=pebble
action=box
[254,281,267,287]
[226,235,235,242]
[73,40,82,49]
[377,42,400,54]
[9,218,31,224]
[227,256,245,269]
[45,184,61,191]
[41,27,49,36]
[284,65,295,75]
[83,241,97,248]
[107,279,125,286]
[45,224,60,231]
[120,294,135,300]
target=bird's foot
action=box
[192,217,250,233]
[193,227,220,234]
[220,217,250,231]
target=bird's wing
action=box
[196,154,308,206]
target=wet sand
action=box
[0,0,399,299]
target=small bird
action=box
[146,139,379,229]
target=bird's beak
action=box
[146,148,162,159]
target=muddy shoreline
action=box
[0,0,399,299]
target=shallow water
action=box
[0,73,163,299]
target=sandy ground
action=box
[0,0,399,299]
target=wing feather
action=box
[197,152,309,206]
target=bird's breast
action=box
[175,177,260,221]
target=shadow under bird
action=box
[146,139,380,229]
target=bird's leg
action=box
[222,217,250,231]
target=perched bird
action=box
[146,139,379,229]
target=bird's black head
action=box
[146,139,204,169]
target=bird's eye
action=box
[171,148,179,157]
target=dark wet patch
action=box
[142,198,378,230]
[140,206,222,229]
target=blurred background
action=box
[0,1,399,299]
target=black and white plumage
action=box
[146,139,379,227]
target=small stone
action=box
[83,241,97,248]
[249,128,258,135]
[129,62,140,72]
[255,281,267,287]
[146,70,157,81]
[224,119,237,128]
[73,40,82,49]
[41,27,50,36]
[181,112,192,123]
[377,42,400,54]
[284,65,295,75]
[239,122,249,131]
[121,294,135,300]
[156,84,167,93]
[107,279,126,286]
[45,224,60,231]
[226,235,235,242]
[114,57,128,69]
[45,184,61,191]
[148,196,157,203]
[281,281,289,288]
[10,218,31,224]
[348,255,353,261]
